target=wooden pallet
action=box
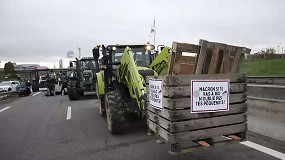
[168,40,251,75]
[146,73,247,153]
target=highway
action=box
[0,91,284,160]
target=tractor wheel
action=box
[105,91,125,134]
[78,88,84,96]
[32,82,39,92]
[67,80,80,101]
[98,96,106,117]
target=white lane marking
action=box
[0,106,11,113]
[240,141,285,160]
[66,106,71,120]
[32,92,41,96]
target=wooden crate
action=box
[168,40,251,75]
[147,73,247,153]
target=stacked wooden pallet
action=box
[168,39,251,75]
[147,39,251,154]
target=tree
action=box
[257,48,277,59]
[258,48,276,55]
[4,61,15,74]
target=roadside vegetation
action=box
[240,47,285,76]
[241,59,285,76]
[0,61,21,82]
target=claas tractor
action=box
[93,44,171,134]
[67,57,99,100]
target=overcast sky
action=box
[1,0,285,68]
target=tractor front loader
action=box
[93,44,171,134]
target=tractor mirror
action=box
[93,47,100,60]
[69,62,73,67]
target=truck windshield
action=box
[38,70,49,77]
[112,47,151,66]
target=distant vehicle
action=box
[31,69,49,92]
[0,81,20,92]
[67,57,99,100]
[17,82,31,97]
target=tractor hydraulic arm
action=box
[149,47,172,75]
[116,47,150,113]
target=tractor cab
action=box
[106,44,155,68]
[79,57,98,70]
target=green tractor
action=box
[67,57,99,100]
[93,44,171,134]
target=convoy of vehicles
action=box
[0,41,248,155]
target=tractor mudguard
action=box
[96,71,105,96]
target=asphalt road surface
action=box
[0,91,284,160]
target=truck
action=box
[31,68,49,92]
[93,43,171,133]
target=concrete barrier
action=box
[247,83,285,142]
[0,92,18,101]
[248,76,285,85]
[247,84,285,100]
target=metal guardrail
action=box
[0,91,18,101]
[247,76,285,85]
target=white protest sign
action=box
[191,80,229,113]
[149,79,163,110]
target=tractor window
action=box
[133,52,143,66]
[80,60,96,70]
[112,47,151,67]
[132,48,151,66]
[113,53,123,63]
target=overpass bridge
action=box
[0,68,70,80]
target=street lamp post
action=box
[282,47,284,59]
[77,47,81,59]
[277,43,281,54]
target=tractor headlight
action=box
[112,46,116,51]
[146,45,152,50]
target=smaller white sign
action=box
[149,79,163,110]
[191,79,230,113]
